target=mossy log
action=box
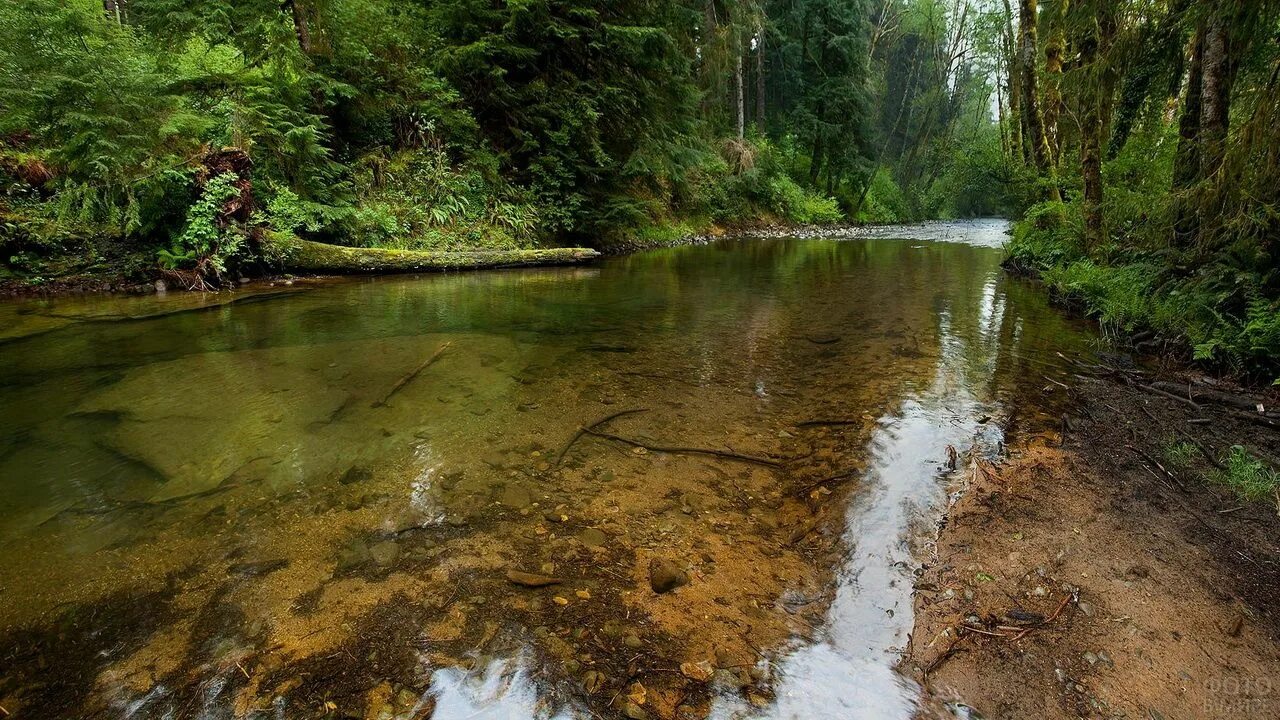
[281,238,600,274]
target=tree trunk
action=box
[1043,0,1066,166]
[1198,13,1232,180]
[734,47,746,140]
[1078,2,1104,252]
[755,21,766,130]
[285,0,313,55]
[809,126,824,186]
[102,0,124,23]
[1001,0,1024,164]
[1019,0,1059,199]
[1173,25,1205,191]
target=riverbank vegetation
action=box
[1,0,1010,290]
[996,0,1280,382]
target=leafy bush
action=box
[158,173,246,284]
[854,168,910,223]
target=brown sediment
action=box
[905,372,1280,719]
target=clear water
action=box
[0,221,1092,719]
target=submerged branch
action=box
[555,408,650,466]
[579,427,783,468]
[372,341,452,408]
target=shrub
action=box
[157,173,247,286]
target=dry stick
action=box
[797,419,863,427]
[555,408,650,466]
[371,341,453,407]
[1125,444,1187,491]
[924,634,969,676]
[1138,383,1201,411]
[580,427,782,468]
[1010,592,1076,642]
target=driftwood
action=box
[1150,380,1271,414]
[371,341,452,407]
[794,468,861,496]
[796,419,863,428]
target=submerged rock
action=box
[369,540,400,568]
[679,660,714,683]
[500,484,533,509]
[505,569,563,588]
[648,558,689,593]
[226,558,290,577]
[578,527,608,548]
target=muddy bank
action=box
[905,368,1280,719]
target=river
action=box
[0,219,1095,719]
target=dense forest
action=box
[0,0,1006,287]
[1,0,1277,379]
[999,0,1280,381]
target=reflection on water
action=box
[0,223,1093,719]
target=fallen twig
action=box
[1173,426,1226,471]
[372,341,452,407]
[1125,444,1187,491]
[1138,383,1201,410]
[581,427,782,468]
[555,408,649,466]
[923,634,969,677]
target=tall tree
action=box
[1018,0,1059,199]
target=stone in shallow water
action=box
[648,558,688,593]
[505,569,562,587]
[578,527,607,548]
[500,484,532,509]
[369,540,400,568]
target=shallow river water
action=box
[0,220,1094,719]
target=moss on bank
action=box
[279,236,599,274]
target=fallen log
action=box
[1150,381,1272,415]
[280,236,600,274]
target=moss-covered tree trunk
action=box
[1019,0,1060,200]
[280,238,599,275]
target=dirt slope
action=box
[905,371,1280,719]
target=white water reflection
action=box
[710,264,1007,720]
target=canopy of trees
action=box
[1000,0,1280,380]
[1,0,1007,287]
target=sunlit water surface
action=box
[0,220,1092,719]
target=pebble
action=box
[578,527,608,548]
[680,660,714,683]
[649,557,689,593]
[582,670,606,693]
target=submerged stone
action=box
[648,558,689,593]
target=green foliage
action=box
[1162,441,1197,469]
[854,168,910,223]
[158,173,246,279]
[1212,447,1280,502]
[340,148,540,251]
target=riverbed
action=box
[0,220,1095,719]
